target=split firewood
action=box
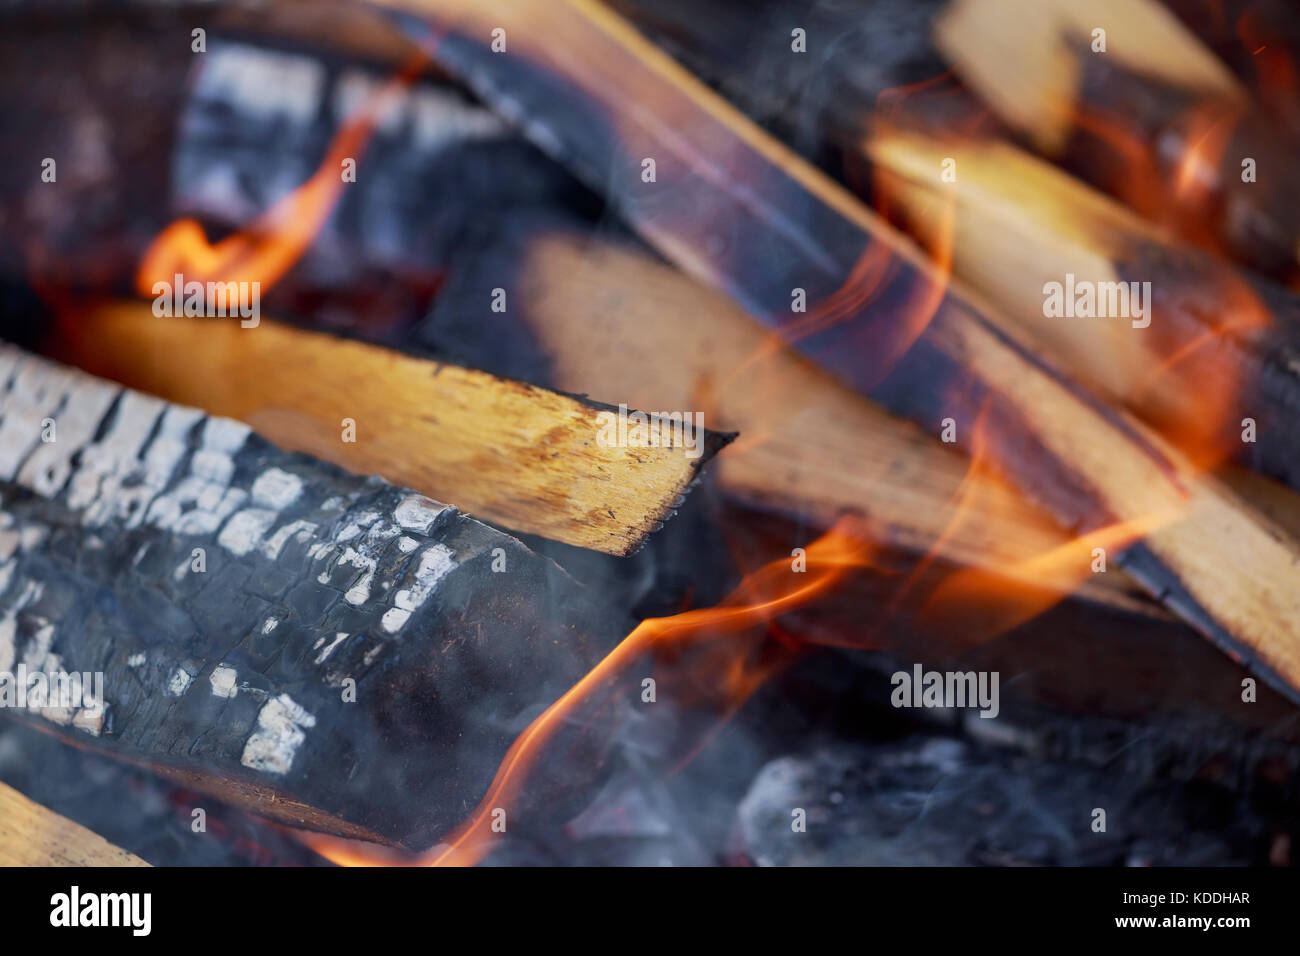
[0,344,627,849]
[373,0,1300,700]
[863,129,1300,488]
[933,0,1300,284]
[1,13,1118,592]
[432,222,1158,617]
[0,781,148,866]
[43,303,726,556]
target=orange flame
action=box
[1128,262,1271,469]
[918,511,1174,641]
[1237,9,1300,124]
[135,56,427,297]
[298,517,878,867]
[905,404,1179,643]
[1171,103,1238,202]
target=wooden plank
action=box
[864,128,1300,487]
[49,304,728,557]
[371,0,1300,700]
[0,781,148,866]
[0,344,627,849]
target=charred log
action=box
[0,344,628,850]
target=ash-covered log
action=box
[0,344,628,850]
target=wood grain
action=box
[0,782,147,866]
[52,303,726,556]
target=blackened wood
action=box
[727,499,1300,777]
[0,8,600,341]
[605,0,953,155]
[0,345,627,849]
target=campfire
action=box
[1,0,1299,885]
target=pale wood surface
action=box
[0,782,148,867]
[58,304,719,556]
[866,131,1231,428]
[934,0,1243,151]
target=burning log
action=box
[43,302,726,556]
[0,781,147,866]
[437,231,1300,766]
[610,0,1300,288]
[0,8,596,342]
[933,0,1300,284]
[373,0,1300,700]
[863,128,1300,487]
[0,344,627,849]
